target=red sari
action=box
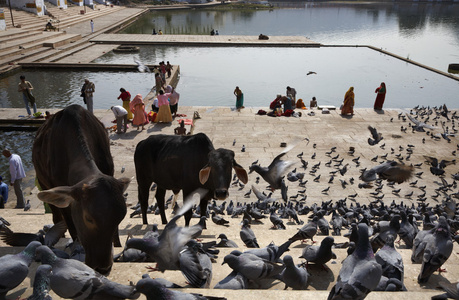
[373,82,386,110]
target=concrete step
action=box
[0,31,64,54]
[0,46,54,68]
[0,31,39,43]
[42,33,81,48]
[39,42,95,63]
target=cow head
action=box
[199,148,248,200]
[37,174,130,274]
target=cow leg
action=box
[137,181,151,225]
[113,228,122,247]
[196,193,212,226]
[155,187,168,224]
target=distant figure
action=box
[310,96,317,108]
[215,30,219,35]
[90,19,94,33]
[44,111,52,120]
[159,29,163,35]
[159,61,166,84]
[18,75,37,116]
[151,97,159,113]
[155,90,173,123]
[234,86,244,111]
[169,86,180,118]
[0,175,8,209]
[296,98,306,109]
[166,61,173,78]
[130,94,148,130]
[111,105,128,134]
[117,88,133,120]
[155,73,164,95]
[259,34,269,40]
[286,86,297,106]
[152,29,157,35]
[270,94,282,110]
[211,29,215,36]
[174,120,187,135]
[2,150,26,209]
[82,78,95,114]
[373,82,386,110]
[45,20,56,31]
[341,87,355,116]
[282,96,292,112]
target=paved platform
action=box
[0,106,458,299]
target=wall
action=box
[7,0,46,16]
[46,0,68,8]
[0,8,6,31]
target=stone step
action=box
[39,42,95,63]
[0,31,64,54]
[0,46,54,68]
[42,33,81,48]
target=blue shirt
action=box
[0,182,8,203]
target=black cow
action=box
[134,133,248,226]
[32,105,130,274]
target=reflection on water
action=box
[1,46,457,110]
[119,2,459,73]
[0,131,35,180]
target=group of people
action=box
[341,82,387,116]
[111,84,181,134]
[152,29,163,35]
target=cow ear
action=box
[199,166,211,185]
[37,186,75,208]
[118,177,131,193]
[233,162,248,184]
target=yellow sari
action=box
[341,87,355,115]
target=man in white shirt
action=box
[111,105,128,134]
[2,150,26,208]
[168,86,180,118]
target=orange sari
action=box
[130,94,147,126]
[341,87,355,115]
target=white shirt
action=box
[111,105,127,117]
[169,90,180,105]
[9,154,26,183]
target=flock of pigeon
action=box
[0,105,458,300]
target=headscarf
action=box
[129,94,144,113]
[345,87,354,99]
[378,82,386,94]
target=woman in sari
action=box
[373,82,386,110]
[234,86,244,110]
[154,90,173,123]
[117,88,133,120]
[341,87,355,116]
[130,94,148,130]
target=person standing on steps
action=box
[18,75,37,117]
[90,19,94,33]
[2,150,26,209]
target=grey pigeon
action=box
[135,276,226,300]
[27,264,53,300]
[374,276,405,292]
[0,241,42,299]
[270,208,286,230]
[424,156,455,176]
[375,235,404,283]
[398,211,418,249]
[300,236,336,267]
[211,211,230,226]
[214,270,248,290]
[222,251,284,282]
[289,216,318,243]
[406,113,435,131]
[179,240,212,288]
[411,229,431,264]
[0,221,67,247]
[367,126,383,145]
[418,216,453,284]
[361,161,414,184]
[370,214,400,253]
[431,281,459,300]
[328,223,382,300]
[114,234,148,263]
[245,240,293,262]
[240,219,259,248]
[35,245,140,300]
[280,255,309,290]
[216,233,238,248]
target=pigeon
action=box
[431,281,459,300]
[280,255,309,290]
[0,221,67,247]
[222,251,284,282]
[244,240,293,263]
[289,216,318,243]
[328,223,382,300]
[134,276,225,300]
[0,241,42,299]
[330,210,344,236]
[368,126,383,145]
[211,211,230,226]
[370,214,401,253]
[179,240,212,288]
[35,245,140,300]
[270,208,286,229]
[398,211,418,249]
[214,270,248,290]
[375,235,404,284]
[361,161,414,184]
[24,199,31,211]
[27,264,53,300]
[418,216,453,284]
[424,156,455,176]
[240,219,259,248]
[300,236,336,267]
[216,233,238,248]
[134,57,151,73]
[406,113,435,131]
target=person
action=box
[158,29,163,35]
[270,94,282,110]
[44,111,52,120]
[111,105,128,134]
[130,94,148,130]
[296,98,306,109]
[166,61,173,78]
[45,20,55,31]
[234,86,244,110]
[286,86,297,107]
[18,75,37,116]
[155,73,164,95]
[0,175,8,209]
[341,87,355,116]
[310,96,317,108]
[174,120,187,135]
[282,96,293,112]
[373,82,386,110]
[159,61,166,83]
[90,19,94,33]
[152,29,157,35]
[155,90,173,123]
[169,86,180,118]
[117,88,133,120]
[211,29,215,36]
[215,30,219,35]
[2,150,25,209]
[151,97,159,113]
[82,78,95,114]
